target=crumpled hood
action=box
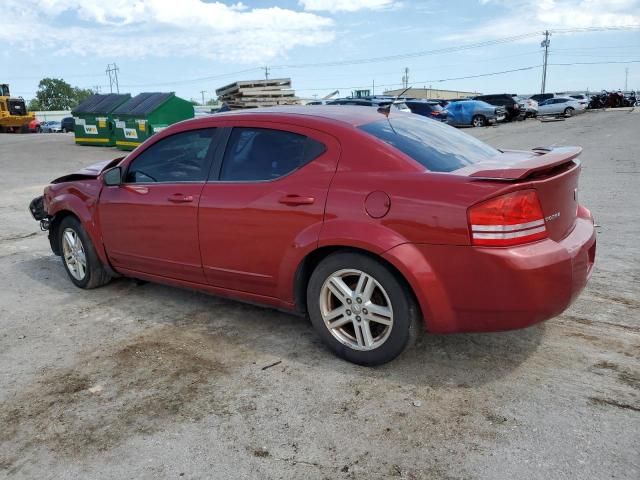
[51,157,124,184]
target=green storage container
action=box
[71,94,131,146]
[112,92,194,150]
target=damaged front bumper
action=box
[29,195,50,230]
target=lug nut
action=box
[356,297,362,303]
[346,310,352,316]
[356,316,361,321]
[362,308,368,314]
[346,298,352,304]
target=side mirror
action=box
[103,166,122,186]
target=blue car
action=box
[444,100,505,127]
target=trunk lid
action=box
[462,146,581,241]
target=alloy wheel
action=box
[62,227,87,281]
[472,116,484,127]
[319,269,394,351]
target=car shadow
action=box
[16,255,545,389]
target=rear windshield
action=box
[359,115,499,172]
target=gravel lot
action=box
[0,110,638,480]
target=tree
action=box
[28,98,42,111]
[73,87,93,106]
[34,78,95,110]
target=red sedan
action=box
[29,106,596,365]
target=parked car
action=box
[568,94,589,108]
[29,106,595,366]
[529,93,555,103]
[472,94,524,121]
[405,100,448,122]
[28,118,41,133]
[61,117,75,133]
[537,97,585,117]
[444,100,505,127]
[328,97,411,112]
[515,96,538,117]
[40,121,63,133]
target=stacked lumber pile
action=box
[215,78,299,109]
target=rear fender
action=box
[318,219,408,254]
[318,220,454,329]
[382,243,455,332]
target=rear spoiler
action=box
[469,146,582,180]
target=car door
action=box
[447,102,463,124]
[198,123,340,299]
[538,99,553,114]
[99,128,220,283]
[549,99,565,114]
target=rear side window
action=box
[219,127,326,181]
[125,129,216,183]
[359,115,499,172]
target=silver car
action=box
[537,97,584,117]
[40,121,63,133]
[515,96,538,117]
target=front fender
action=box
[47,191,109,267]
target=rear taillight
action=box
[468,189,548,246]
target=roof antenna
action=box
[378,85,412,117]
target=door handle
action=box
[168,194,194,203]
[278,194,315,206]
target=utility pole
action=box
[92,85,101,93]
[625,67,629,91]
[200,90,207,105]
[540,30,550,94]
[402,67,409,89]
[106,63,120,94]
[372,79,375,96]
[264,66,270,80]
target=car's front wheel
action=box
[58,216,111,289]
[564,107,574,117]
[307,252,419,366]
[471,115,486,127]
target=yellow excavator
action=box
[0,84,35,133]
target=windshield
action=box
[359,115,500,172]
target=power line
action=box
[118,68,261,88]
[549,60,640,65]
[270,32,543,70]
[295,65,542,92]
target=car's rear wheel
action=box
[58,216,111,289]
[307,252,419,366]
[471,115,486,127]
[564,107,574,117]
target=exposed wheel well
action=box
[48,210,78,255]
[293,245,421,319]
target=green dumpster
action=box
[71,94,131,146]
[113,92,194,150]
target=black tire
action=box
[307,252,420,366]
[564,107,574,117]
[471,115,486,127]
[36,126,41,133]
[57,216,111,289]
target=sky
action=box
[2,0,640,103]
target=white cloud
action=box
[299,0,401,12]
[0,1,335,63]
[448,0,640,41]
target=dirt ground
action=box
[0,110,638,480]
